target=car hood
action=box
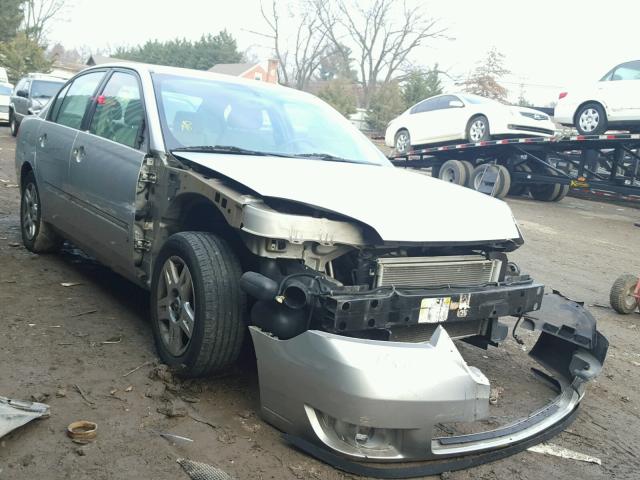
[0,95,9,107]
[175,152,522,244]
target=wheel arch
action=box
[159,192,250,268]
[19,161,34,188]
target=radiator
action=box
[375,255,501,288]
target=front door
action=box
[599,60,640,120]
[68,69,147,274]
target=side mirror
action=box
[449,100,464,108]
[16,89,28,98]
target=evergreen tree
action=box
[402,64,443,108]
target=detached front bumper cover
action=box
[250,292,608,478]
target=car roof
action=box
[24,73,67,82]
[80,62,313,100]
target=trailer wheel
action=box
[610,274,639,314]
[460,161,474,187]
[439,160,468,185]
[551,184,570,202]
[508,164,531,197]
[431,162,442,178]
[575,103,607,135]
[530,182,561,201]
[471,164,509,198]
[496,165,511,198]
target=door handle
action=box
[73,145,86,163]
[38,133,47,148]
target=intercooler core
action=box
[375,255,501,288]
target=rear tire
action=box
[575,103,607,135]
[9,111,18,137]
[150,232,247,377]
[610,274,639,314]
[438,159,468,185]
[20,171,63,253]
[460,161,474,187]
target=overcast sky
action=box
[47,0,639,105]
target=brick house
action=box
[208,59,279,84]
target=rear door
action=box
[36,70,107,232]
[598,61,640,119]
[68,69,147,274]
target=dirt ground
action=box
[0,125,639,480]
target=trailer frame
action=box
[390,134,640,203]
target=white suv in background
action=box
[555,60,640,135]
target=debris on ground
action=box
[149,364,175,384]
[101,335,122,344]
[155,431,194,444]
[67,420,97,442]
[60,282,82,287]
[0,396,50,438]
[124,385,133,392]
[489,386,504,405]
[123,360,152,377]
[55,388,67,398]
[177,458,236,480]
[73,384,95,406]
[527,442,602,465]
[157,398,188,418]
[30,392,50,403]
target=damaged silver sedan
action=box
[14,63,608,476]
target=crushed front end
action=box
[242,248,607,477]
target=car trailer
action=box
[390,134,640,203]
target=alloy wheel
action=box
[156,256,196,356]
[578,108,600,133]
[396,132,409,153]
[21,183,39,240]
[469,120,486,142]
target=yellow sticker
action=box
[418,297,451,324]
[181,120,193,132]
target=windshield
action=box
[152,73,389,166]
[31,80,64,99]
[0,85,11,95]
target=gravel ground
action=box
[0,125,639,480]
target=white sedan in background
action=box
[554,60,640,135]
[0,82,13,124]
[385,93,557,154]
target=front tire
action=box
[575,103,607,135]
[20,171,63,253]
[9,111,18,137]
[394,129,411,155]
[466,115,490,142]
[150,232,246,377]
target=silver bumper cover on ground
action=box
[250,292,608,477]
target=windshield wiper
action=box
[288,153,360,164]
[171,145,283,157]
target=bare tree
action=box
[462,47,510,102]
[314,0,446,106]
[22,0,66,45]
[255,0,328,90]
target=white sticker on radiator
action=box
[458,293,471,318]
[418,297,451,324]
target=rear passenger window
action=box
[89,72,144,149]
[55,71,105,129]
